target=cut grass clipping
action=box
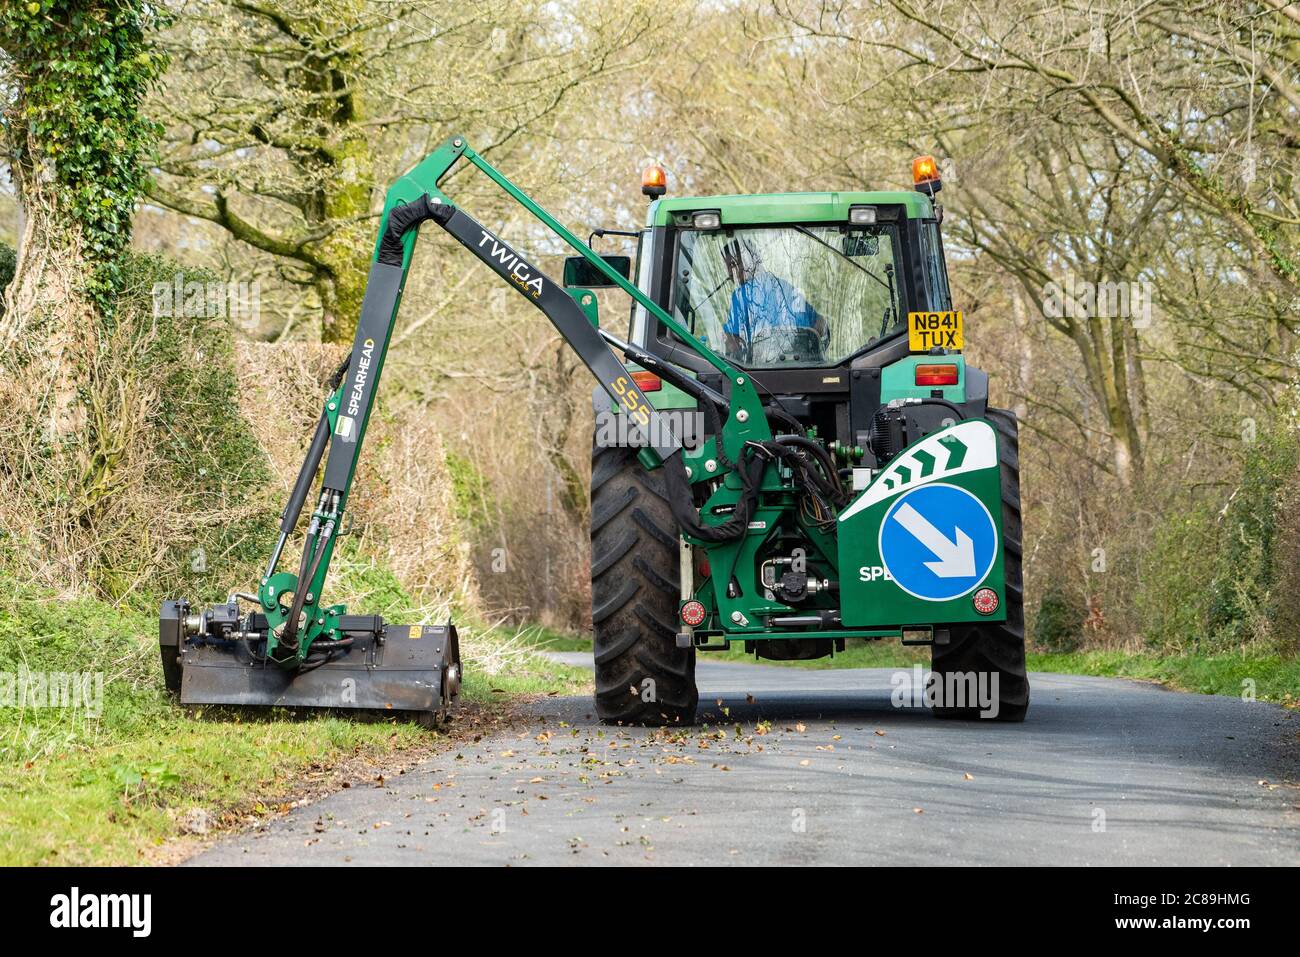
[0,567,588,866]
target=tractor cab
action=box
[639,189,952,372]
[608,161,977,476]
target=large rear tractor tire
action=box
[590,444,698,725]
[931,407,1030,721]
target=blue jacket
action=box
[724,271,820,341]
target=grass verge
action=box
[513,624,594,654]
[0,571,588,866]
[1027,650,1298,707]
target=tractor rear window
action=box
[671,224,904,368]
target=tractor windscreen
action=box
[673,224,903,368]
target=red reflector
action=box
[680,600,706,627]
[973,588,999,615]
[697,556,710,578]
[630,370,661,392]
[915,363,958,386]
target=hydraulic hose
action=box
[662,443,768,544]
[297,636,355,673]
[764,405,806,436]
[327,353,351,390]
[775,434,849,506]
[597,328,728,413]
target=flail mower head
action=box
[160,598,461,723]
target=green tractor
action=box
[161,139,1026,726]
[584,160,1025,723]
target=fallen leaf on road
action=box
[963,773,974,781]
[912,808,924,814]
[799,759,811,767]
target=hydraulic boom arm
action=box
[255,136,770,665]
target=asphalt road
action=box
[190,656,1298,866]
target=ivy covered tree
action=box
[0,0,168,437]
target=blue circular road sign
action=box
[879,483,998,602]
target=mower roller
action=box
[164,135,1028,725]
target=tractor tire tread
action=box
[931,407,1029,722]
[590,444,697,725]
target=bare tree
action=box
[145,0,667,341]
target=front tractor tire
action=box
[931,407,1030,721]
[590,444,698,725]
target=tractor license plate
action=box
[908,310,963,351]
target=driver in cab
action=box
[722,238,826,363]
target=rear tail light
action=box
[915,363,958,386]
[630,370,661,392]
[973,588,999,615]
[680,600,706,627]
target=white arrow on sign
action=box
[892,502,976,578]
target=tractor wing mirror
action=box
[564,254,631,288]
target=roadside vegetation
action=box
[0,569,588,866]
